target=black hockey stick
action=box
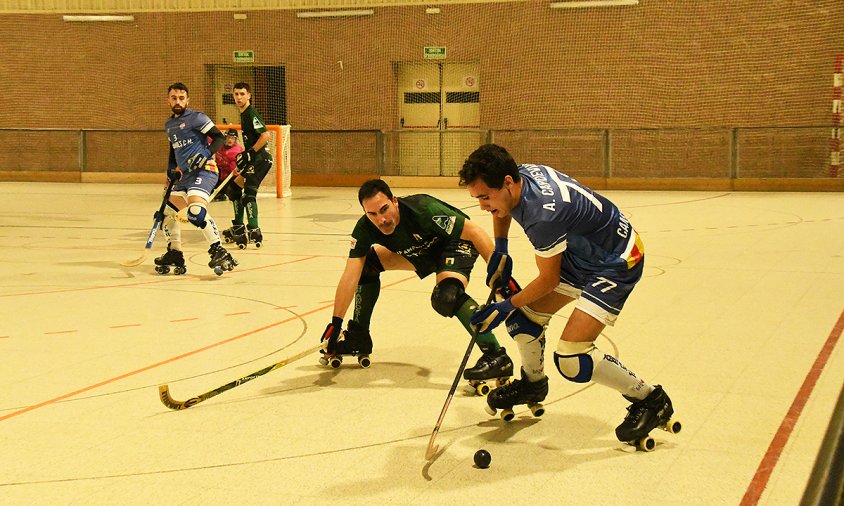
[158,344,322,410]
[425,286,497,461]
[121,180,176,267]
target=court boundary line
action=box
[740,307,844,505]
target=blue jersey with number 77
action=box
[511,164,643,271]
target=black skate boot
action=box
[228,224,248,250]
[208,241,238,276]
[154,244,186,275]
[463,347,514,396]
[615,385,682,451]
[247,226,263,248]
[221,221,239,244]
[485,368,548,421]
[320,320,373,369]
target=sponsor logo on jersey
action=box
[350,238,357,249]
[432,215,456,234]
[412,233,422,241]
[253,117,263,129]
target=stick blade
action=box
[158,384,187,410]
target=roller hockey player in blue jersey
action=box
[460,144,679,448]
[156,83,237,276]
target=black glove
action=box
[235,150,254,170]
[320,316,343,355]
[167,166,182,183]
[185,152,208,172]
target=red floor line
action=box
[45,330,78,335]
[110,324,142,329]
[0,302,333,423]
[169,318,199,323]
[740,308,844,505]
[225,312,251,316]
[0,275,419,423]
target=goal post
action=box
[215,123,291,197]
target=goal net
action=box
[216,123,291,198]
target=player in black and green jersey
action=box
[320,179,516,393]
[221,82,273,248]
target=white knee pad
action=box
[554,340,599,384]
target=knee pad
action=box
[224,183,242,201]
[505,307,547,343]
[360,248,385,284]
[187,203,208,229]
[554,341,597,384]
[431,277,469,318]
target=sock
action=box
[353,279,380,329]
[556,340,653,399]
[455,298,500,351]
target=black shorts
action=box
[242,158,272,191]
[413,239,478,279]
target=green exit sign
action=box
[424,47,446,60]
[233,50,255,63]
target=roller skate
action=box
[154,244,186,275]
[615,385,682,452]
[319,320,373,369]
[208,241,238,276]
[463,346,514,396]
[247,226,263,248]
[226,224,249,250]
[221,222,240,244]
[485,368,548,421]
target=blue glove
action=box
[320,316,343,354]
[470,298,515,333]
[486,237,512,290]
[186,152,208,172]
[235,150,254,170]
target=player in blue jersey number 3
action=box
[459,144,680,450]
[156,83,238,276]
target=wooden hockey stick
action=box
[158,344,322,411]
[425,287,497,461]
[121,181,175,267]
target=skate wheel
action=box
[318,356,329,366]
[636,437,656,452]
[484,404,497,416]
[496,377,511,388]
[237,243,247,250]
[155,265,170,274]
[329,356,342,369]
[463,384,478,395]
[254,242,262,249]
[358,355,371,368]
[213,266,224,276]
[501,409,515,422]
[174,266,186,275]
[663,418,682,434]
[476,383,491,396]
[529,403,545,417]
[224,237,233,244]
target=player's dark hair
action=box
[358,179,393,205]
[167,82,189,95]
[458,144,520,189]
[233,82,251,93]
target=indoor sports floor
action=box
[0,182,842,505]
